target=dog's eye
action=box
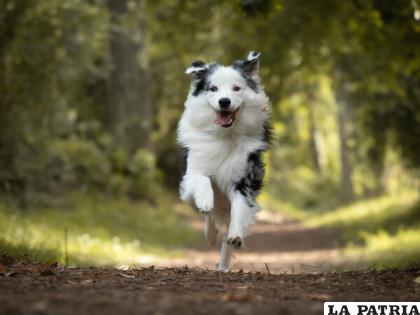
[233,85,241,92]
[209,86,218,92]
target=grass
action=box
[308,191,420,268]
[0,191,199,266]
[348,225,420,269]
[307,192,420,238]
[264,190,420,269]
[3,185,419,269]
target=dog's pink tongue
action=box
[215,111,232,126]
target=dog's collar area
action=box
[215,108,239,128]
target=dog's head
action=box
[185,51,268,129]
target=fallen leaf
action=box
[236,285,248,290]
[117,265,130,271]
[145,286,157,290]
[80,279,94,285]
[12,261,24,268]
[119,273,136,279]
[5,271,17,277]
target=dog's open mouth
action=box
[215,108,239,128]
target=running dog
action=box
[177,51,271,271]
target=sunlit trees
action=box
[0,0,418,206]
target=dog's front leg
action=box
[226,191,259,249]
[180,174,214,213]
[216,238,232,272]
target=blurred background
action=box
[0,0,419,271]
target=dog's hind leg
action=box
[216,238,231,272]
[204,214,218,247]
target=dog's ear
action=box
[185,60,208,78]
[234,51,261,76]
[243,51,261,75]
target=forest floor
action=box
[1,212,419,315]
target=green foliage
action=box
[109,148,162,198]
[268,166,340,210]
[264,187,420,268]
[0,191,198,266]
[48,139,112,188]
[308,192,420,237]
[127,149,162,196]
[0,0,111,195]
[43,137,162,199]
[356,226,420,269]
[306,191,420,268]
[1,0,420,268]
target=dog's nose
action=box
[218,98,231,109]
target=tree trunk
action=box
[369,110,386,196]
[106,0,151,152]
[0,1,27,193]
[336,84,355,203]
[307,102,322,173]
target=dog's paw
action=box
[194,185,214,213]
[227,236,244,249]
[215,263,229,272]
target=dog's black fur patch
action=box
[191,62,219,97]
[234,150,265,206]
[244,76,258,92]
[191,60,206,68]
[232,60,259,93]
[263,120,273,145]
[193,80,206,96]
[181,147,189,177]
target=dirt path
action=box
[156,211,353,273]
[0,263,419,315]
[1,212,419,315]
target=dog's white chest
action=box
[187,135,261,193]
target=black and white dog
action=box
[177,51,271,271]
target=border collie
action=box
[177,51,271,271]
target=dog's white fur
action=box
[177,52,270,271]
